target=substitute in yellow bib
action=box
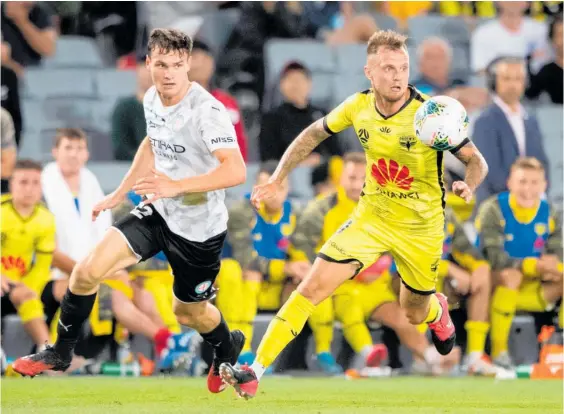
[477,157,563,369]
[220,30,489,398]
[1,160,54,350]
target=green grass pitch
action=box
[2,376,562,413]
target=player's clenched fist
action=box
[250,180,283,210]
[133,168,182,205]
[452,181,473,203]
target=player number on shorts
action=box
[131,205,153,220]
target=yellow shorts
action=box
[257,282,285,311]
[354,272,398,320]
[318,201,443,294]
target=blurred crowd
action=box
[1,1,563,377]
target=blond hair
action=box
[367,30,408,55]
[343,152,367,165]
[511,157,545,173]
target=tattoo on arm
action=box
[272,119,331,182]
[452,142,489,191]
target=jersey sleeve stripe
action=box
[437,151,446,211]
[322,117,335,135]
[449,137,470,154]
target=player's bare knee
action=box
[10,285,36,307]
[173,301,207,326]
[71,258,104,291]
[498,269,522,290]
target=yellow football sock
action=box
[17,298,45,323]
[465,320,490,355]
[423,294,442,324]
[308,297,334,354]
[214,259,244,331]
[334,293,372,353]
[241,280,261,353]
[416,323,428,334]
[516,284,547,312]
[490,286,518,358]
[256,291,315,367]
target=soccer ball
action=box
[413,95,469,151]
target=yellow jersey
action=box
[324,85,446,227]
[1,194,56,292]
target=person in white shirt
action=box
[471,1,549,75]
[40,128,185,367]
[472,57,549,206]
[14,29,247,393]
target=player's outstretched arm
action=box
[451,142,489,202]
[92,137,154,220]
[271,119,331,184]
[134,148,246,205]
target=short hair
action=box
[311,161,330,187]
[147,28,193,57]
[367,30,408,55]
[258,160,280,177]
[417,36,453,61]
[280,61,311,79]
[14,159,42,172]
[54,128,87,148]
[343,152,367,165]
[511,157,545,173]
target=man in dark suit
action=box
[473,57,549,207]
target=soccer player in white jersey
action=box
[14,29,247,393]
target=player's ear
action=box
[145,55,150,69]
[363,65,370,81]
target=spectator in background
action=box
[218,2,317,103]
[471,1,548,75]
[311,161,336,198]
[437,1,496,18]
[377,1,432,30]
[413,37,466,96]
[526,15,563,104]
[1,2,56,69]
[413,37,489,113]
[1,108,17,194]
[190,40,248,162]
[302,2,378,45]
[1,42,22,146]
[111,55,150,161]
[473,57,549,207]
[259,62,342,166]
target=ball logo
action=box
[371,159,414,190]
[195,281,212,295]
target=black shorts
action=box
[113,203,226,303]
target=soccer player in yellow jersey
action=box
[1,160,55,350]
[220,30,489,398]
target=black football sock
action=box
[200,314,233,361]
[52,289,97,360]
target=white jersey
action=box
[143,82,239,242]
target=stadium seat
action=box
[196,9,241,57]
[289,166,314,200]
[95,69,137,98]
[43,36,104,69]
[334,44,366,75]
[407,16,471,47]
[23,69,96,99]
[372,13,399,31]
[264,40,335,88]
[88,162,132,193]
[332,74,370,106]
